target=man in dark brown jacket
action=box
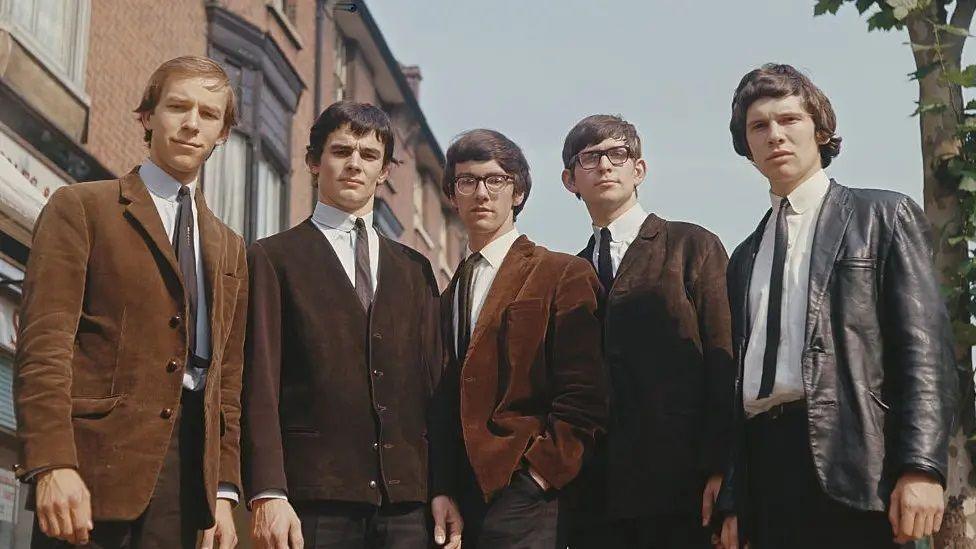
[242,101,444,549]
[15,56,247,548]
[430,129,608,549]
[559,115,734,548]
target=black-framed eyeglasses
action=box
[574,146,632,170]
[454,174,515,196]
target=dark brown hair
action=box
[306,101,395,167]
[442,129,531,218]
[730,63,842,167]
[562,114,642,170]
[134,56,238,145]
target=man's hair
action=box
[561,114,642,170]
[442,129,532,219]
[134,56,238,145]
[730,63,842,167]
[306,101,395,167]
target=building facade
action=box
[0,1,463,544]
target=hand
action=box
[701,474,722,526]
[889,471,945,544]
[719,515,739,549]
[431,495,463,549]
[201,499,238,549]
[35,468,92,545]
[527,467,549,491]
[252,498,303,549]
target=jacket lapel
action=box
[442,271,460,364]
[612,214,663,293]
[194,188,223,330]
[732,210,771,342]
[464,235,534,364]
[119,170,182,287]
[804,181,853,342]
[578,235,595,264]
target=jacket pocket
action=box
[70,394,125,419]
[835,257,878,269]
[503,299,547,370]
[219,411,226,437]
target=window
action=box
[334,33,348,102]
[2,0,90,95]
[255,158,284,240]
[0,355,12,431]
[203,132,248,236]
[374,197,403,239]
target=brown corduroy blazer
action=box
[430,235,609,500]
[14,169,248,523]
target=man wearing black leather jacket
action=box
[716,63,958,549]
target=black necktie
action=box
[174,186,199,358]
[758,197,790,399]
[354,218,373,310]
[597,227,613,291]
[455,252,482,362]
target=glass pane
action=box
[203,132,248,236]
[34,0,69,68]
[0,356,13,431]
[255,160,283,240]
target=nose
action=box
[767,122,785,145]
[346,149,364,172]
[474,179,491,201]
[182,108,200,132]
[598,153,614,171]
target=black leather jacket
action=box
[717,181,958,520]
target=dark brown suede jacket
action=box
[430,235,609,500]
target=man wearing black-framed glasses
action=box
[561,114,734,549]
[429,129,608,548]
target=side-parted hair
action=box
[134,56,237,145]
[562,114,642,171]
[730,63,842,167]
[442,129,532,219]
[306,101,395,167]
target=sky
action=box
[368,0,963,254]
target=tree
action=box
[814,0,976,546]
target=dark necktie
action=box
[758,197,790,399]
[455,252,482,362]
[354,217,373,310]
[597,227,614,291]
[174,186,199,357]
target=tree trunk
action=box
[905,3,976,547]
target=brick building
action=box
[0,1,464,544]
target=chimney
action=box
[400,64,422,101]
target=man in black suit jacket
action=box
[560,114,734,548]
[717,64,958,549]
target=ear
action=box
[139,111,151,132]
[376,162,392,185]
[449,194,459,211]
[561,168,578,194]
[307,158,320,175]
[633,158,648,189]
[513,190,525,208]
[216,124,230,146]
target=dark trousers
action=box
[460,469,563,549]
[295,500,429,549]
[568,513,713,549]
[744,404,898,549]
[31,389,209,549]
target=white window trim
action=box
[0,0,92,105]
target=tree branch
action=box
[950,0,976,32]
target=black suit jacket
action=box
[718,181,958,522]
[574,214,734,518]
[242,219,442,505]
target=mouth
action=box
[767,151,793,161]
[470,207,493,215]
[338,178,365,185]
[596,179,618,186]
[171,139,202,149]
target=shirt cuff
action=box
[249,488,288,507]
[217,482,240,504]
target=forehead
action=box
[160,76,228,108]
[746,95,808,121]
[326,124,385,149]
[579,137,627,153]
[455,159,506,176]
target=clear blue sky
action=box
[369,0,957,254]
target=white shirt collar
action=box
[593,202,647,242]
[467,228,521,269]
[140,158,197,202]
[312,201,375,232]
[769,169,830,214]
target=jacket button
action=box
[376,405,387,413]
[166,359,180,373]
[369,480,378,489]
[373,442,379,450]
[372,333,382,340]
[464,377,475,382]
[169,315,182,328]
[372,369,383,378]
[160,408,174,419]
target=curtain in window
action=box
[203,132,247,236]
[255,159,283,240]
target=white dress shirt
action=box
[252,201,380,505]
[743,170,831,417]
[140,160,238,503]
[453,228,522,355]
[140,160,210,392]
[590,203,647,276]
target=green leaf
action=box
[909,62,941,81]
[965,100,976,112]
[948,235,969,245]
[868,8,902,30]
[953,321,976,346]
[960,177,976,192]
[814,0,844,16]
[945,65,976,87]
[856,0,878,13]
[911,100,947,116]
